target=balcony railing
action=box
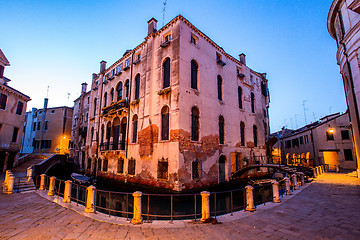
[100,141,126,151]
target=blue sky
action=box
[1,0,345,132]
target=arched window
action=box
[191,106,200,141]
[251,92,255,113]
[116,82,123,101]
[112,117,120,150]
[240,122,245,146]
[134,74,140,100]
[110,88,114,103]
[106,122,111,149]
[238,87,242,109]
[253,125,258,147]
[132,115,138,143]
[100,125,104,144]
[191,60,198,90]
[217,75,223,101]
[124,80,129,98]
[93,97,97,116]
[163,58,170,88]
[219,115,225,144]
[161,106,170,140]
[91,127,94,142]
[120,117,127,150]
[103,92,107,107]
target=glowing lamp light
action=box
[328,128,335,133]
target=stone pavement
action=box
[0,173,360,239]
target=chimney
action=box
[239,53,246,65]
[262,73,267,79]
[81,82,88,94]
[100,60,107,73]
[147,18,158,35]
[43,98,48,109]
[92,73,97,80]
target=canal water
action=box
[39,175,274,221]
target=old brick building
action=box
[70,83,91,169]
[86,15,270,191]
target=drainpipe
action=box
[338,9,360,170]
[125,51,135,159]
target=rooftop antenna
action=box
[162,0,167,26]
[313,112,317,122]
[302,100,309,125]
[295,114,299,128]
[290,117,294,129]
[46,86,49,98]
[67,92,71,106]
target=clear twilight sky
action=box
[1,0,345,133]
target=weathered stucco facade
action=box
[22,101,73,154]
[86,15,270,191]
[70,83,91,169]
[274,112,356,171]
[328,0,360,176]
[0,49,31,171]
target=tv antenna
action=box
[295,114,299,128]
[302,100,309,125]
[162,0,167,26]
[46,86,49,98]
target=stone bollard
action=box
[299,172,305,186]
[284,177,291,195]
[63,180,72,203]
[272,181,280,203]
[132,191,143,224]
[200,191,210,222]
[39,174,46,191]
[48,176,56,196]
[85,185,96,213]
[26,167,33,181]
[292,174,299,190]
[5,170,11,185]
[6,174,14,194]
[245,186,255,212]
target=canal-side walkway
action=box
[0,173,360,239]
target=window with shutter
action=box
[161,106,170,140]
[219,115,225,144]
[217,75,223,101]
[191,60,198,90]
[191,107,200,141]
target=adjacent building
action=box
[21,99,73,154]
[0,49,31,171]
[70,83,91,169]
[86,15,270,191]
[328,0,360,176]
[272,112,356,171]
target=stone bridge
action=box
[32,154,70,176]
[231,164,297,179]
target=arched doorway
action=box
[219,155,226,182]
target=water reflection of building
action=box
[327,0,360,176]
[22,98,73,154]
[0,49,31,171]
[86,15,270,191]
[272,112,356,171]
